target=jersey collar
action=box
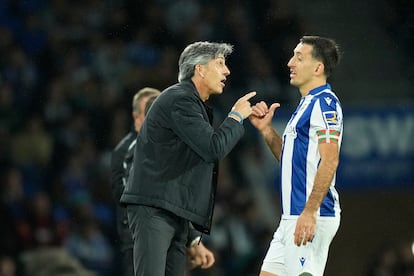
[308,83,331,96]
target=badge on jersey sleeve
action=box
[322,111,339,127]
[317,111,341,144]
[316,129,340,144]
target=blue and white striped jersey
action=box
[280,83,343,218]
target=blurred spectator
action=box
[10,114,53,195]
[245,43,283,104]
[0,255,16,276]
[367,239,414,276]
[11,114,53,168]
[64,211,113,276]
[42,76,72,133]
[18,13,47,56]
[0,166,28,256]
[378,0,414,81]
[0,83,19,166]
[21,247,96,276]
[25,192,67,248]
[0,83,19,129]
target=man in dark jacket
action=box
[112,87,215,276]
[120,41,256,276]
[111,87,160,276]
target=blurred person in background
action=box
[64,207,113,276]
[367,239,414,276]
[111,87,215,276]
[111,87,160,276]
[0,255,16,276]
[24,191,66,249]
[250,36,343,276]
[120,41,256,276]
[21,247,96,276]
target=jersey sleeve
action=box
[313,94,343,144]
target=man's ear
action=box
[196,64,205,78]
[315,62,324,75]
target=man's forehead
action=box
[215,54,225,60]
[294,43,313,55]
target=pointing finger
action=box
[240,91,256,101]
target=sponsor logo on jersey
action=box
[324,96,332,106]
[323,111,339,127]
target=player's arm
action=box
[261,126,283,161]
[294,141,339,246]
[305,142,339,213]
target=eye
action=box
[295,53,303,62]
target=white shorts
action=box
[261,216,340,276]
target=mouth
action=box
[220,78,226,87]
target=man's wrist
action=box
[190,236,201,247]
[261,125,275,137]
[228,111,243,124]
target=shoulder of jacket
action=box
[168,83,201,104]
[113,132,136,152]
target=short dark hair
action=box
[300,36,341,77]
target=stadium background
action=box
[0,0,413,275]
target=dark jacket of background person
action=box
[111,130,136,252]
[120,80,244,234]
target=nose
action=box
[287,57,294,67]
[224,65,230,76]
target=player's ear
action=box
[315,62,324,75]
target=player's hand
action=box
[294,211,317,246]
[249,101,280,132]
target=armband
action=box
[228,111,243,124]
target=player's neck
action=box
[299,79,326,97]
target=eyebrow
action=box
[294,51,303,57]
[215,56,226,64]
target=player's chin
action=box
[290,78,301,87]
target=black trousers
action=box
[116,205,134,276]
[127,205,189,276]
[121,248,134,276]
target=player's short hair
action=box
[300,36,341,77]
